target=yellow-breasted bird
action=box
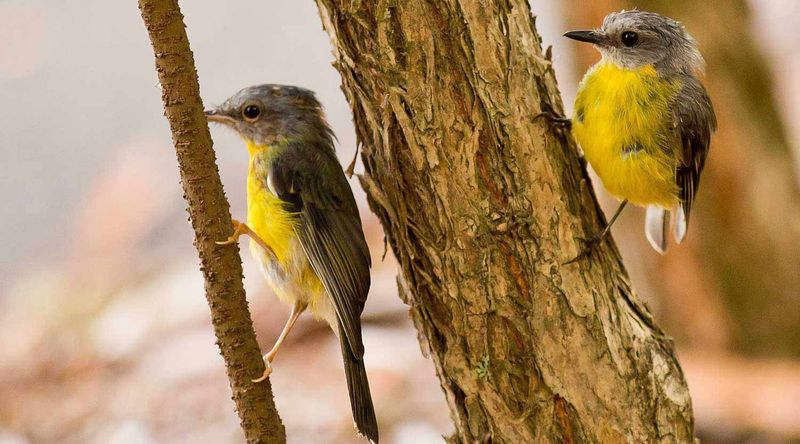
[561,10,716,258]
[206,84,378,443]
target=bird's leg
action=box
[263,302,307,362]
[216,218,276,258]
[252,301,308,383]
[565,200,629,264]
[534,103,572,129]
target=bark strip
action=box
[137,1,286,442]
[315,1,694,442]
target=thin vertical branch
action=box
[137,1,286,442]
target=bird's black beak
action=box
[564,30,605,45]
[204,108,235,125]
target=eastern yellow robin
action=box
[207,84,378,443]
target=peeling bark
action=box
[315,1,694,442]
[137,1,286,442]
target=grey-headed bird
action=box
[206,85,378,443]
[561,10,716,259]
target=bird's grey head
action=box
[564,10,704,74]
[205,84,334,147]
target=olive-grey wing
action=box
[672,76,717,241]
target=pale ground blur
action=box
[1,1,799,443]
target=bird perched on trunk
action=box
[559,10,716,259]
[206,84,378,443]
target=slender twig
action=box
[137,1,286,442]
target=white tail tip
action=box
[673,207,687,244]
[645,206,669,254]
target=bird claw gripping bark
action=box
[216,218,277,259]
[534,103,572,130]
[564,233,606,264]
[252,357,273,383]
[216,219,247,245]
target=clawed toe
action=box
[252,360,273,383]
[564,235,603,265]
[537,114,571,128]
[215,236,236,245]
[216,219,245,246]
[576,234,602,245]
[564,201,628,265]
[534,108,572,129]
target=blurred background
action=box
[0,1,798,443]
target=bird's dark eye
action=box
[242,104,261,120]
[621,31,638,47]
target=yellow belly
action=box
[246,171,298,265]
[246,145,330,322]
[572,61,680,207]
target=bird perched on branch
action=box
[557,10,716,260]
[206,84,378,443]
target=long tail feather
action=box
[645,206,669,254]
[338,323,379,443]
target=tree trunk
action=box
[137,1,286,442]
[316,1,693,442]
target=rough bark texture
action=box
[137,1,286,442]
[316,1,694,442]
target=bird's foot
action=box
[534,105,572,130]
[564,233,604,265]
[564,201,627,264]
[216,219,246,245]
[252,356,273,383]
[216,218,277,258]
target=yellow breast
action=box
[572,61,681,207]
[244,141,328,320]
[246,142,299,265]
